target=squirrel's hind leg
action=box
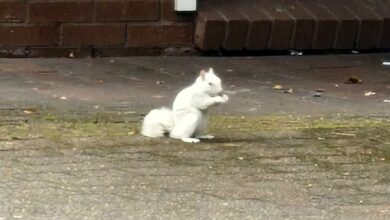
[170,110,201,143]
[195,112,214,139]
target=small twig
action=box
[310,65,356,70]
[331,132,357,137]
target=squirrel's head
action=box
[195,68,223,96]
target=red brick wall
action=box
[195,0,390,52]
[0,0,195,57]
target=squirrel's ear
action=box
[199,69,206,81]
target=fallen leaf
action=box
[273,84,283,90]
[60,96,67,100]
[284,88,293,94]
[23,109,35,114]
[95,80,104,85]
[384,99,390,103]
[364,91,376,96]
[128,131,135,135]
[345,76,363,84]
[313,92,322,97]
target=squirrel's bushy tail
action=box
[141,107,174,138]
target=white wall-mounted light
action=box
[174,0,197,12]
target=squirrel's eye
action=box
[208,82,213,86]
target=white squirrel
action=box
[141,68,229,143]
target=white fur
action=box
[141,107,174,138]
[170,68,228,143]
[141,68,229,143]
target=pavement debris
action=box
[284,88,293,94]
[313,92,322,97]
[273,84,283,90]
[364,91,376,96]
[345,76,363,84]
[290,50,303,56]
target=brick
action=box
[97,48,162,56]
[283,0,316,49]
[127,23,193,47]
[96,0,159,22]
[240,0,271,50]
[362,0,390,48]
[260,0,295,50]
[356,19,382,49]
[298,0,337,50]
[0,0,25,22]
[195,15,226,50]
[216,0,248,50]
[0,25,59,46]
[161,0,194,22]
[62,24,126,47]
[195,1,226,50]
[28,0,93,23]
[320,0,359,49]
[342,1,381,49]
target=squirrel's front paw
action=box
[222,94,229,102]
[215,95,228,104]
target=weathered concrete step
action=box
[195,0,390,51]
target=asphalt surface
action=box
[0,54,389,220]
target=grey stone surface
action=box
[0,54,389,219]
